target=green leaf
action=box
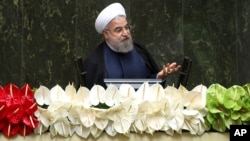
[227,118,242,129]
[243,83,250,96]
[240,108,250,121]
[206,83,226,105]
[211,114,227,132]
[230,110,241,120]
[205,112,216,124]
[204,119,212,131]
[223,85,245,110]
[206,100,219,113]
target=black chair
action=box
[74,56,86,88]
[176,56,192,88]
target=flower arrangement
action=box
[205,83,250,132]
[33,82,208,138]
[0,83,39,137]
[1,82,249,139]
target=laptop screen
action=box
[104,78,162,89]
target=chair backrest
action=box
[74,56,86,88]
[176,56,192,88]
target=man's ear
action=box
[103,31,108,40]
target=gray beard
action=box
[107,38,134,53]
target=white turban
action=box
[95,3,126,34]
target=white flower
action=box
[106,99,138,134]
[118,84,136,103]
[148,83,165,101]
[76,86,90,107]
[73,124,91,138]
[89,85,106,106]
[104,84,120,107]
[135,82,150,103]
[34,85,51,106]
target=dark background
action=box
[0,0,249,89]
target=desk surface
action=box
[0,132,229,141]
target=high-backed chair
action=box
[74,56,86,88]
[176,56,192,88]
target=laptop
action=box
[104,78,162,89]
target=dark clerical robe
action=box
[82,41,160,89]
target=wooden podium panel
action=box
[0,132,229,141]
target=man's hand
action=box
[157,62,181,79]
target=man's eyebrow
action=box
[114,24,129,29]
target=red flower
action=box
[0,86,7,120]
[18,123,35,136]
[0,83,39,137]
[2,122,20,137]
